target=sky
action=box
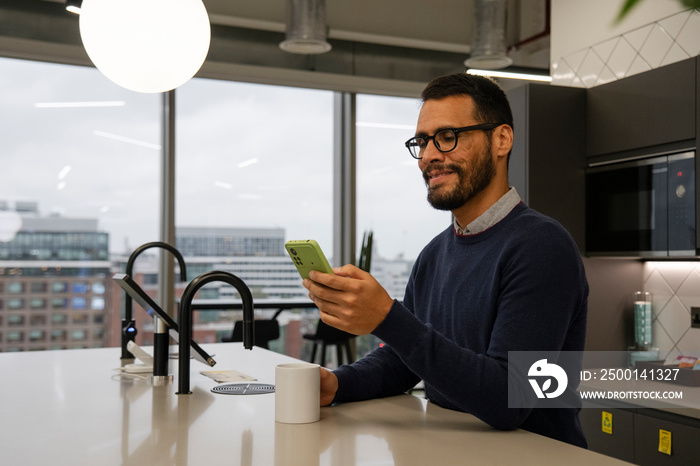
[0,57,449,262]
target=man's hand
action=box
[303,264,394,335]
[320,368,338,406]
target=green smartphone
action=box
[285,239,334,279]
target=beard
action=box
[422,144,496,211]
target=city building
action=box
[176,226,285,258]
[0,201,111,352]
[106,238,318,358]
[110,226,410,360]
[0,202,410,360]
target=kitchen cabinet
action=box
[586,57,696,161]
[507,83,587,251]
[580,406,636,463]
[581,404,700,465]
[633,410,700,466]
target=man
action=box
[303,73,588,448]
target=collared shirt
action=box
[453,187,521,236]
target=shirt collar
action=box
[454,187,521,236]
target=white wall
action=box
[551,0,686,61]
[550,0,697,87]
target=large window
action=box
[177,78,334,250]
[0,58,160,253]
[0,56,446,361]
[353,94,450,359]
[174,78,334,357]
[0,57,159,352]
[356,94,451,299]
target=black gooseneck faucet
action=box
[123,241,187,378]
[177,271,255,395]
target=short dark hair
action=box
[421,73,513,130]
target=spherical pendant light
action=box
[79,0,211,93]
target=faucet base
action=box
[149,375,174,386]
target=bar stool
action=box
[224,309,283,349]
[303,320,355,367]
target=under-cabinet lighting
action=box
[466,69,552,82]
[66,0,82,15]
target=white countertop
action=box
[0,344,632,465]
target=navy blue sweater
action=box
[334,203,589,447]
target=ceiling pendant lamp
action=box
[78,0,211,93]
[464,0,513,70]
[279,0,332,55]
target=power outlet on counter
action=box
[691,307,700,328]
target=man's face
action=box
[416,95,496,212]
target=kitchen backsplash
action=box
[552,8,699,88]
[644,261,700,358]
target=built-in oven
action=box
[586,151,696,257]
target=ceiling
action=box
[46,0,550,56]
[9,0,551,95]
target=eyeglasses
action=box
[404,123,500,159]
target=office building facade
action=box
[1,208,409,359]
[0,202,111,352]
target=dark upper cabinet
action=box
[587,57,696,159]
[507,60,698,254]
[508,84,587,251]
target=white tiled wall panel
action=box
[552,9,700,87]
[644,262,700,359]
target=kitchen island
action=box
[0,344,631,465]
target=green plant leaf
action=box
[617,0,699,24]
[681,0,700,8]
[615,0,642,23]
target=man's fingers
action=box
[305,280,340,306]
[319,310,353,334]
[309,264,366,288]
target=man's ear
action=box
[493,124,513,158]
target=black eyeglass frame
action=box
[404,123,501,159]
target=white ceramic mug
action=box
[275,362,320,424]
